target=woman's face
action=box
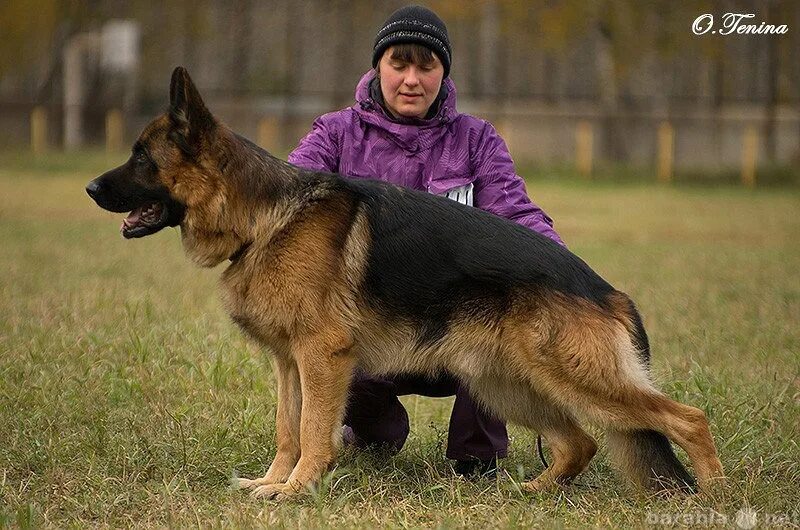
[378,47,444,119]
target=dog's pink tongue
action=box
[120,207,144,232]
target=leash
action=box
[537,434,548,468]
[534,434,597,489]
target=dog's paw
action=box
[521,478,546,492]
[698,471,727,496]
[237,476,273,490]
[521,477,565,493]
[251,482,302,501]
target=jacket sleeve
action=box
[287,113,342,173]
[471,123,565,246]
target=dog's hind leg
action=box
[523,317,724,492]
[466,377,597,490]
[251,327,356,500]
[589,369,723,490]
[522,417,597,492]
[238,354,302,490]
[576,389,724,492]
[612,396,724,492]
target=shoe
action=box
[341,424,404,455]
[453,456,498,479]
[342,424,357,446]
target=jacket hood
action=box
[352,70,458,152]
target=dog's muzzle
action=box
[86,176,186,239]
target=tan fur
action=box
[113,70,724,500]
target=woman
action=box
[288,5,564,477]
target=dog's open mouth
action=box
[121,201,169,239]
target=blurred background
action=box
[1,0,798,183]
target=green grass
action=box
[1,150,799,528]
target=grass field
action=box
[1,150,798,528]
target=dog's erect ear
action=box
[168,66,215,156]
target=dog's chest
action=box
[219,264,293,353]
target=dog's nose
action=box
[86,180,102,199]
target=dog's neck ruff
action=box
[228,241,252,263]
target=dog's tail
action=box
[606,292,697,492]
[606,429,696,492]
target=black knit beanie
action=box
[372,5,452,78]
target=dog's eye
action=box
[135,151,148,164]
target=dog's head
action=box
[86,67,220,239]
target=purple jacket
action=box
[288,70,564,245]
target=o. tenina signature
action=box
[692,13,789,35]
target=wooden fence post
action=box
[31,106,48,154]
[106,109,124,153]
[741,126,758,188]
[495,118,513,154]
[657,121,674,184]
[258,117,279,150]
[576,121,593,177]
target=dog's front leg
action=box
[239,354,301,490]
[251,329,355,500]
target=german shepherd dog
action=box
[86,67,724,500]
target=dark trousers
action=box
[343,370,508,461]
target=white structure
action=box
[63,20,139,148]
